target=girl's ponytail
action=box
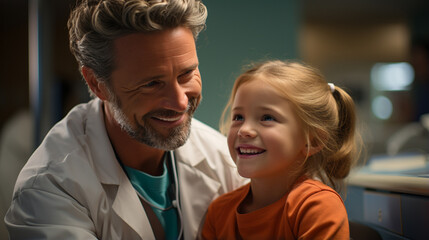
[321,86,361,190]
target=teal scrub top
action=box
[124,155,179,240]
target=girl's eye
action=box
[261,114,275,121]
[232,114,244,121]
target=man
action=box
[5,0,245,239]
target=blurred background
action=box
[1,0,429,238]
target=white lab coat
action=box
[4,99,245,239]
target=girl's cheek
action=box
[227,130,237,161]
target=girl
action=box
[201,60,361,239]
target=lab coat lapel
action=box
[85,99,122,185]
[85,99,155,239]
[175,137,222,240]
[112,175,155,240]
[177,163,221,239]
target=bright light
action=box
[371,62,414,91]
[372,96,393,120]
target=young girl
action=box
[201,60,360,239]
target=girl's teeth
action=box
[239,148,264,154]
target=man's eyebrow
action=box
[134,75,165,86]
[181,63,199,73]
[139,64,199,82]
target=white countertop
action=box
[346,154,429,196]
[347,171,429,196]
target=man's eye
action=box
[181,70,194,77]
[232,114,244,121]
[179,70,195,82]
[142,81,159,88]
[261,115,275,121]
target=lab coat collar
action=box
[84,99,155,239]
[86,99,208,183]
[83,99,221,239]
[84,99,123,185]
[174,122,205,167]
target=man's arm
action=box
[5,188,98,239]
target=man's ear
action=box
[81,66,109,101]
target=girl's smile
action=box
[236,144,266,159]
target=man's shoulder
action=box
[33,100,96,158]
[59,99,99,134]
[13,100,102,194]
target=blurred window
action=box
[371,62,414,91]
[370,62,415,120]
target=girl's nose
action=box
[237,123,257,138]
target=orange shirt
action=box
[201,178,349,240]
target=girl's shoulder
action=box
[205,183,250,223]
[286,178,344,208]
[288,178,343,205]
[285,178,349,239]
[293,178,337,192]
[210,183,250,208]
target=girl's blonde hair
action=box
[220,60,361,191]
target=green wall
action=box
[194,0,300,130]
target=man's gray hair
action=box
[68,0,207,94]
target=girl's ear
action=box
[81,66,110,101]
[302,143,323,157]
[301,136,324,157]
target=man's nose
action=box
[162,81,189,112]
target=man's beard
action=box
[107,92,200,150]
